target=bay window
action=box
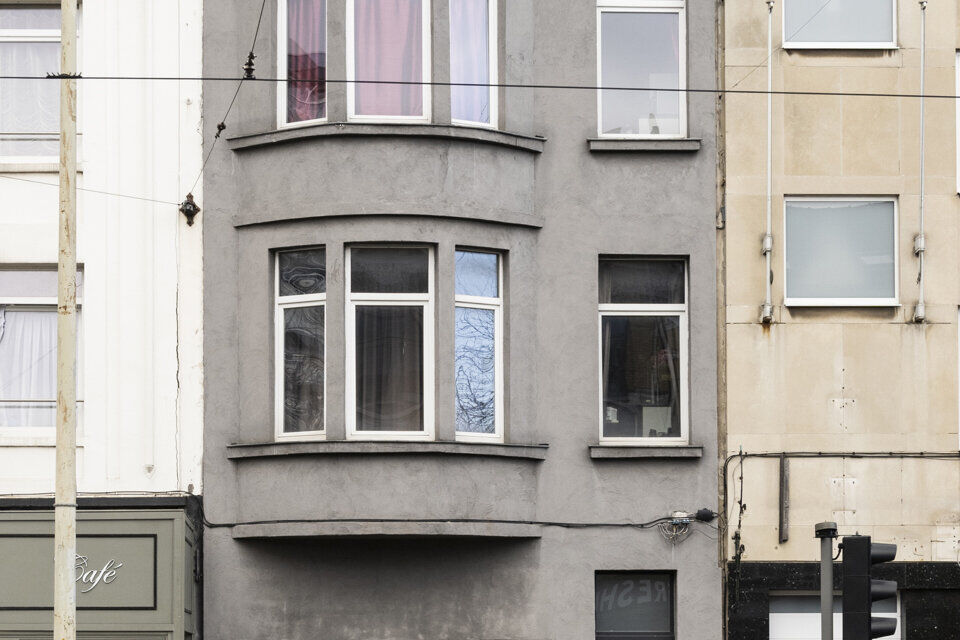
[784,198,898,306]
[347,0,431,121]
[454,249,502,441]
[275,249,327,437]
[599,258,687,444]
[279,0,327,125]
[346,246,434,439]
[783,0,896,49]
[449,0,496,127]
[0,6,61,159]
[597,1,686,138]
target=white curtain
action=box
[450,0,490,123]
[0,41,60,156]
[0,307,58,427]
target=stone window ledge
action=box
[227,122,546,154]
[587,138,701,152]
[227,439,548,461]
[231,520,542,540]
[588,444,703,459]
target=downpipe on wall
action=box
[760,1,775,324]
[913,1,927,323]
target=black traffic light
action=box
[842,535,898,639]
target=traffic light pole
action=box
[815,522,838,640]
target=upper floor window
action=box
[276,249,326,438]
[783,0,896,49]
[347,0,431,122]
[450,0,496,127]
[454,249,502,441]
[279,0,327,125]
[784,198,898,307]
[599,258,687,444]
[595,572,676,640]
[346,246,434,439]
[0,267,83,431]
[0,6,61,159]
[597,1,686,139]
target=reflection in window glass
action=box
[353,0,424,117]
[784,0,894,46]
[599,259,685,305]
[279,249,326,296]
[450,0,492,124]
[286,0,327,122]
[595,572,674,640]
[455,306,495,433]
[455,250,498,297]
[355,306,424,431]
[600,11,681,136]
[283,306,325,432]
[351,247,429,293]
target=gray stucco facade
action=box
[201,1,721,638]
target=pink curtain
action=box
[287,0,326,122]
[450,0,490,123]
[354,0,423,116]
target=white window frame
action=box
[596,0,687,140]
[783,196,900,307]
[274,250,327,441]
[955,51,959,195]
[345,0,432,124]
[597,260,689,446]
[0,268,83,440]
[781,0,898,50]
[277,0,328,129]
[449,0,498,129]
[345,245,435,441]
[454,250,503,443]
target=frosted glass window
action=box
[599,9,684,137]
[784,0,895,48]
[785,200,897,303]
[450,0,494,125]
[455,250,498,298]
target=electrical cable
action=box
[0,174,179,206]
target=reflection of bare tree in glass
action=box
[455,307,495,433]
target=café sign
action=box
[75,554,123,593]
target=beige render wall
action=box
[724,0,960,562]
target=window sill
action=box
[227,122,546,154]
[588,444,703,459]
[0,163,84,173]
[231,519,542,540]
[227,439,549,461]
[587,138,701,152]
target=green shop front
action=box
[0,503,199,640]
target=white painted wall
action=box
[0,0,203,495]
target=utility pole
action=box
[815,522,838,640]
[54,0,78,639]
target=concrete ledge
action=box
[227,440,549,461]
[227,122,546,153]
[233,207,544,229]
[231,520,542,539]
[588,445,703,459]
[587,138,701,152]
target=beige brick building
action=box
[721,0,960,637]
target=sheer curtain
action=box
[0,308,57,427]
[450,0,490,123]
[0,41,60,156]
[354,0,423,116]
[287,0,326,122]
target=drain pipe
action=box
[913,0,927,323]
[760,0,775,323]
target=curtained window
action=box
[347,247,434,439]
[349,0,429,119]
[0,7,61,158]
[599,258,687,442]
[450,0,496,126]
[275,249,326,435]
[282,0,326,124]
[598,3,685,138]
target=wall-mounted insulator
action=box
[243,51,256,80]
[913,233,926,255]
[179,193,201,226]
[761,234,773,255]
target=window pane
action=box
[353,0,423,117]
[0,7,61,30]
[351,248,429,293]
[287,0,327,122]
[0,308,57,426]
[0,269,82,299]
[450,0,490,123]
[595,573,674,638]
[279,249,326,296]
[601,316,681,438]
[786,200,896,300]
[0,41,60,156]
[785,0,893,45]
[283,306,325,433]
[455,306,495,434]
[455,250,498,297]
[355,306,423,431]
[599,259,684,305]
[600,12,680,136]
[769,596,899,640]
